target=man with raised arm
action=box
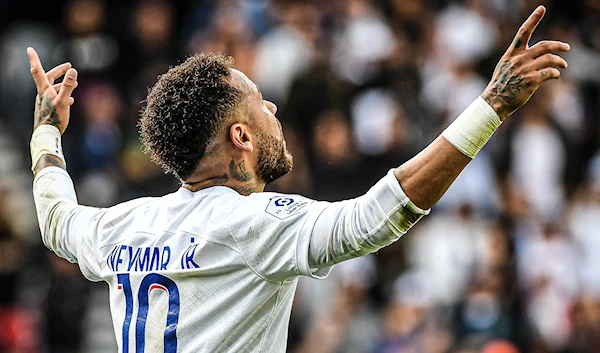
[29,6,568,353]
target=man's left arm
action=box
[396,6,568,209]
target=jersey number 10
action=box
[117,273,180,352]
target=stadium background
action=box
[0,0,599,352]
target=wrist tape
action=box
[30,125,65,171]
[442,97,502,159]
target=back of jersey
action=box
[86,187,300,353]
[39,167,419,352]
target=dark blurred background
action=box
[0,0,599,352]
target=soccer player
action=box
[29,6,568,353]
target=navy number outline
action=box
[117,273,180,352]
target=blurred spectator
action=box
[569,157,600,297]
[331,0,396,85]
[53,0,119,75]
[186,1,257,76]
[569,294,600,352]
[372,270,451,353]
[310,109,366,200]
[506,92,571,222]
[452,268,524,349]
[293,256,381,353]
[434,1,499,69]
[43,255,90,353]
[437,151,500,214]
[408,204,492,305]
[518,222,579,351]
[0,187,37,353]
[78,81,123,170]
[253,1,319,103]
[481,340,521,353]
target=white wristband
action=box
[441,96,502,159]
[30,125,66,171]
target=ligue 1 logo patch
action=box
[274,197,294,206]
[266,196,309,219]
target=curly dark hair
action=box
[139,53,241,179]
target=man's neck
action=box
[182,157,265,195]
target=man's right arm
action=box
[27,48,106,279]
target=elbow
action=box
[353,196,427,245]
[39,200,71,249]
[345,202,403,251]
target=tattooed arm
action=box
[395,6,569,209]
[27,48,98,266]
[481,11,569,120]
[28,47,78,176]
[32,94,67,175]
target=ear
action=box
[229,123,254,153]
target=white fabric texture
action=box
[30,125,65,170]
[442,97,502,158]
[33,167,428,353]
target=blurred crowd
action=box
[0,0,599,352]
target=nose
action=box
[264,100,278,115]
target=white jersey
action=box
[33,167,429,353]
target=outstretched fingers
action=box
[510,8,570,85]
[56,68,78,106]
[46,62,72,84]
[27,47,51,94]
[538,68,561,81]
[51,84,76,105]
[528,40,570,58]
[511,6,546,50]
[528,45,569,83]
[531,53,568,70]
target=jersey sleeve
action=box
[224,192,331,283]
[305,169,430,269]
[33,167,105,281]
[225,169,430,283]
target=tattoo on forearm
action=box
[229,159,253,182]
[34,154,66,176]
[34,95,61,129]
[483,60,529,118]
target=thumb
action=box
[56,68,78,105]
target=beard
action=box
[256,132,293,184]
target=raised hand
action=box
[28,47,78,134]
[481,6,570,120]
